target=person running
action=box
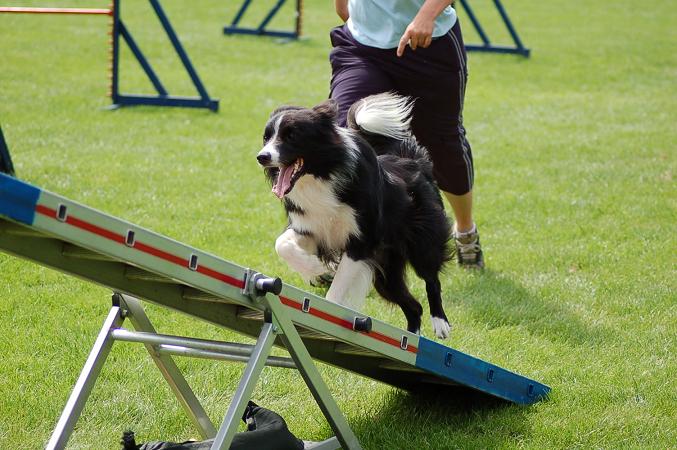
[329,0,484,268]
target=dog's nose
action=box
[257,151,271,165]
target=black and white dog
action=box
[256,93,452,338]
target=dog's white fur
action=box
[326,256,373,310]
[286,174,361,250]
[274,229,326,283]
[274,170,372,309]
[354,94,415,141]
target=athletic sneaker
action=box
[453,225,485,269]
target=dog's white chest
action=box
[286,175,359,250]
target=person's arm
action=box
[335,0,349,22]
[396,0,452,57]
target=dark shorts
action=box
[329,21,473,195]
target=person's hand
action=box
[396,14,435,57]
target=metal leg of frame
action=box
[45,305,125,450]
[265,295,362,450]
[210,322,277,450]
[116,293,217,439]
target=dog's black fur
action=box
[257,93,452,337]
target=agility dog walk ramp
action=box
[0,173,549,449]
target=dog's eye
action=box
[263,129,273,143]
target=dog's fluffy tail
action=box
[396,137,434,164]
[347,92,414,141]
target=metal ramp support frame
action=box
[47,292,350,450]
[110,0,219,111]
[458,0,530,57]
[223,0,302,40]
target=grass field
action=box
[1,0,675,448]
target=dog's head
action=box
[257,99,341,199]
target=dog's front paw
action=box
[431,316,451,339]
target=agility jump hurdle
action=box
[457,0,530,57]
[0,172,549,449]
[0,1,219,111]
[224,0,303,39]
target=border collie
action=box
[256,93,452,338]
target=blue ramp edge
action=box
[415,337,550,405]
[0,173,40,225]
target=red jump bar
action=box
[0,7,112,15]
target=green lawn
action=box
[1,0,675,448]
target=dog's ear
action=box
[312,99,339,121]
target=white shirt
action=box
[347,0,457,49]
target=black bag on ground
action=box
[121,401,304,450]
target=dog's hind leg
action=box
[409,252,451,339]
[373,258,424,334]
[325,255,373,310]
[424,276,451,339]
[275,228,328,284]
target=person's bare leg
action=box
[443,190,473,232]
[443,190,484,268]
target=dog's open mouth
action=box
[272,158,304,198]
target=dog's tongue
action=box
[272,165,294,198]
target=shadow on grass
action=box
[455,268,610,345]
[349,387,530,448]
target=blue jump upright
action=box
[223,0,302,39]
[458,0,530,56]
[0,127,15,176]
